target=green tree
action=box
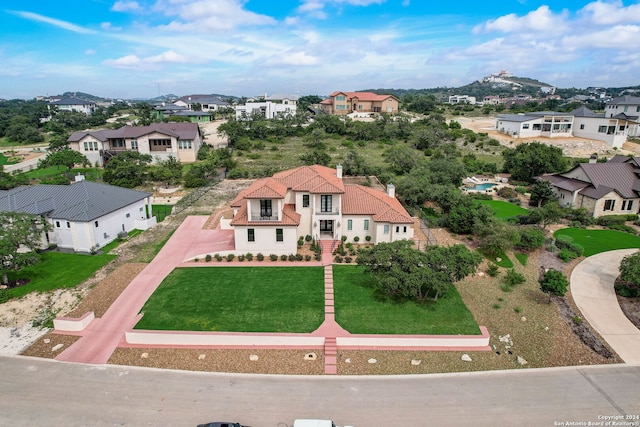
[527,202,563,230]
[218,118,246,147]
[357,240,481,301]
[474,218,518,256]
[103,151,152,188]
[0,212,51,285]
[135,102,153,125]
[383,144,417,175]
[300,147,331,166]
[39,149,90,172]
[152,156,183,186]
[529,179,557,207]
[502,142,568,183]
[539,269,568,297]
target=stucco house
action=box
[605,95,640,137]
[48,97,96,115]
[68,122,203,166]
[174,95,230,112]
[0,178,155,252]
[319,92,399,115]
[495,109,636,148]
[540,155,640,218]
[226,165,414,255]
[153,104,212,123]
[235,101,297,119]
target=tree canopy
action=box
[39,148,90,172]
[502,142,568,183]
[0,212,50,285]
[357,240,482,301]
[103,151,152,188]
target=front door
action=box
[320,220,333,235]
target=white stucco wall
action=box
[233,225,298,256]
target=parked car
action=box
[293,420,353,427]
[196,422,248,427]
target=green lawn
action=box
[478,248,514,268]
[152,204,174,222]
[475,199,528,220]
[553,228,640,257]
[0,152,19,165]
[135,267,325,332]
[332,265,481,335]
[7,251,116,299]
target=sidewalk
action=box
[570,249,640,364]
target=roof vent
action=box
[75,174,85,182]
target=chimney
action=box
[336,164,343,179]
[75,174,85,182]
[387,183,395,198]
[589,154,597,164]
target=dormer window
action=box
[260,200,272,218]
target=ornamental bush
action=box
[539,269,568,296]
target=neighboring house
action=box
[319,91,399,115]
[540,155,640,218]
[483,96,501,105]
[449,95,477,105]
[235,101,296,119]
[265,93,299,106]
[226,165,414,255]
[0,177,155,252]
[153,104,212,123]
[68,122,203,166]
[495,109,636,148]
[48,97,96,115]
[174,95,230,112]
[605,95,640,137]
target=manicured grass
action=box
[554,228,640,257]
[7,251,116,299]
[332,265,481,335]
[514,252,529,266]
[475,199,528,220]
[152,204,174,222]
[478,248,514,268]
[135,267,325,332]
[0,152,19,165]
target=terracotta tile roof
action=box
[327,91,397,102]
[342,185,413,224]
[273,165,345,194]
[230,203,300,226]
[241,178,288,199]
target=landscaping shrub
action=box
[516,227,545,252]
[270,254,278,261]
[615,282,640,297]
[280,254,288,261]
[344,256,352,263]
[539,269,568,297]
[297,237,304,247]
[596,215,628,227]
[305,234,312,242]
[205,254,212,262]
[558,248,579,262]
[245,253,253,261]
[341,235,347,242]
[314,254,322,261]
[606,223,637,235]
[257,253,264,261]
[487,263,499,277]
[515,186,526,195]
[237,254,245,261]
[353,236,360,242]
[554,235,584,257]
[295,254,303,261]
[215,254,223,262]
[226,254,235,262]
[305,255,312,261]
[504,269,526,286]
[365,236,372,242]
[497,187,518,199]
[334,255,343,263]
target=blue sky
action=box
[1,0,639,99]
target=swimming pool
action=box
[472,183,497,190]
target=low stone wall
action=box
[53,312,95,332]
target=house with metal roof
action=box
[48,97,96,115]
[605,95,640,137]
[173,95,230,112]
[319,91,399,116]
[0,178,155,252]
[68,122,203,166]
[226,165,414,255]
[495,108,637,148]
[540,155,640,218]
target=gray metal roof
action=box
[0,181,150,222]
[608,95,640,106]
[50,97,95,106]
[572,162,640,199]
[68,122,201,142]
[496,114,537,123]
[570,106,603,118]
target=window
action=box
[336,105,346,110]
[396,226,400,233]
[67,222,70,228]
[580,124,585,130]
[603,199,615,211]
[347,219,352,231]
[403,226,407,233]
[248,228,255,242]
[320,195,332,213]
[55,221,61,228]
[131,140,138,150]
[522,124,529,129]
[178,140,192,149]
[126,213,130,218]
[364,219,369,230]
[383,224,389,234]
[598,126,607,133]
[336,95,346,101]
[628,201,633,211]
[622,200,634,211]
[276,228,283,242]
[95,221,99,227]
[260,200,272,217]
[302,194,309,207]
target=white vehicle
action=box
[293,420,353,427]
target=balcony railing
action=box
[315,208,340,215]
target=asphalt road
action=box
[1,356,639,427]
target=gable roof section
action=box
[230,203,300,226]
[577,163,639,199]
[328,91,397,102]
[342,185,413,224]
[67,122,200,143]
[273,165,345,194]
[0,181,150,222]
[242,178,288,199]
[608,95,640,106]
[50,97,95,106]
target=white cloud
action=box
[264,51,319,66]
[152,0,276,31]
[111,1,142,12]
[104,50,188,70]
[8,10,95,34]
[580,0,640,25]
[562,24,640,50]
[474,6,568,34]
